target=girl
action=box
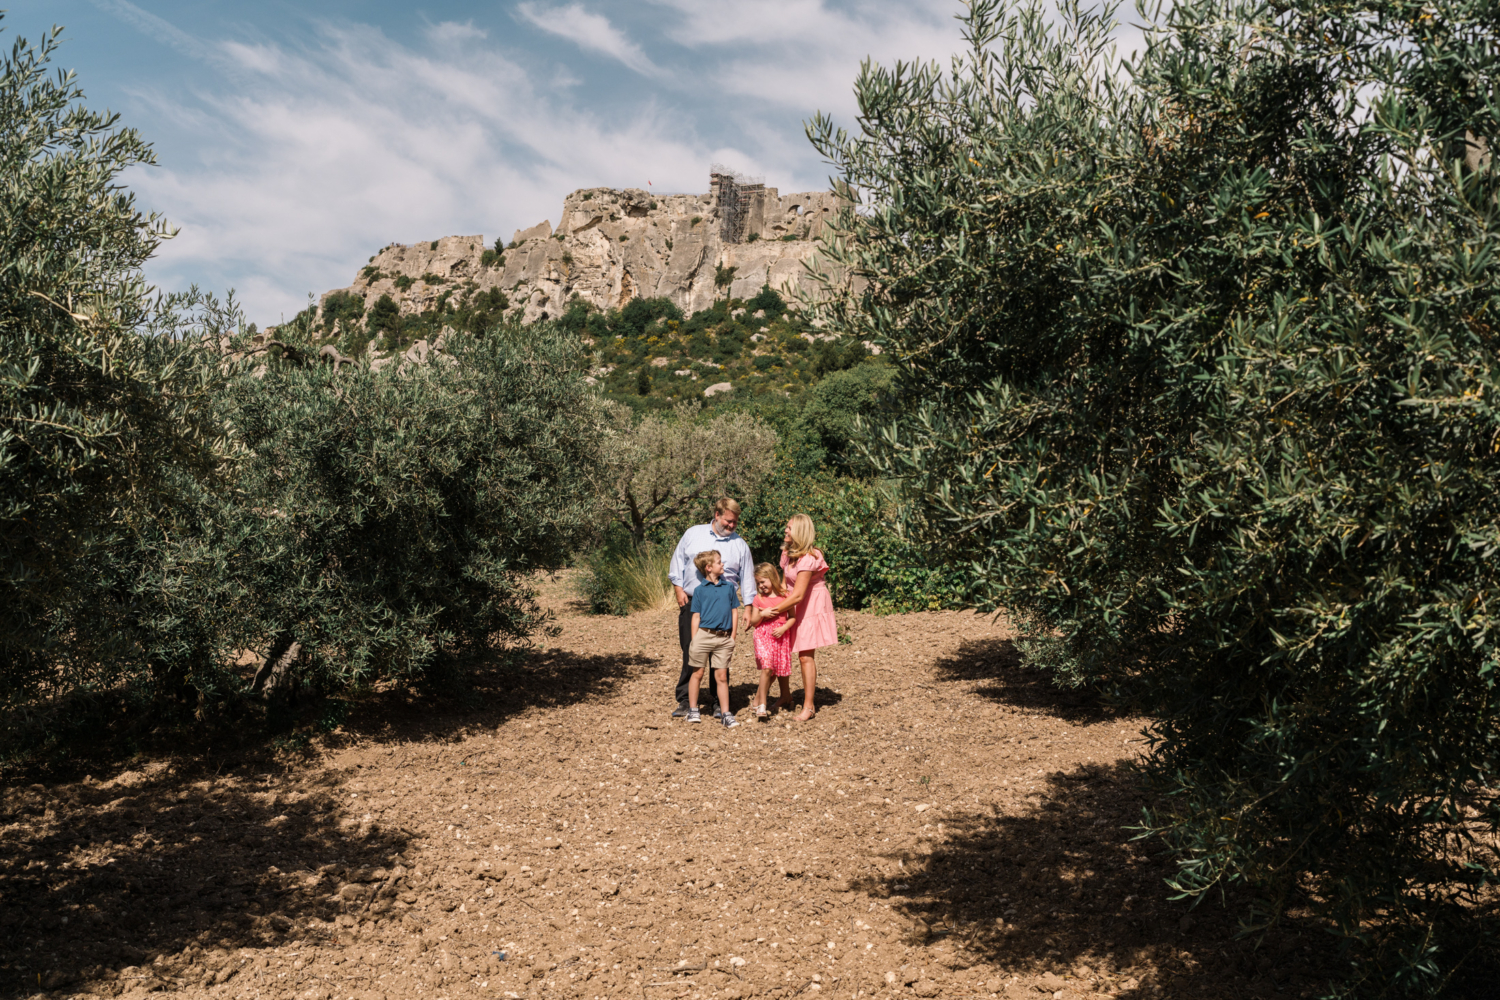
[747,562,796,718]
[766,513,838,722]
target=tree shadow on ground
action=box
[931,635,1131,724]
[860,637,1352,998]
[0,763,408,996]
[853,761,1350,1000]
[0,644,653,996]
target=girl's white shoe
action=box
[755,703,769,719]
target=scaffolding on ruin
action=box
[710,165,764,245]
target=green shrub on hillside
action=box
[813,0,1500,988]
[785,361,892,475]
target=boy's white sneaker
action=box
[686,708,702,724]
[721,712,739,729]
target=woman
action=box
[766,513,838,721]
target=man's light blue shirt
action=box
[670,522,755,604]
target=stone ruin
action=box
[283,171,852,336]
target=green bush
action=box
[579,541,673,616]
[741,469,967,613]
[785,360,892,475]
[367,293,402,338]
[209,329,603,695]
[318,289,366,340]
[813,0,1500,989]
[393,274,414,291]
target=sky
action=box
[3,1,1125,325]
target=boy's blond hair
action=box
[693,549,722,575]
[785,513,817,559]
[753,562,787,597]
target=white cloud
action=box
[83,0,1147,322]
[426,20,489,46]
[514,2,664,78]
[125,19,709,322]
[85,0,214,60]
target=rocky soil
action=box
[1,572,1340,1000]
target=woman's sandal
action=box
[755,704,770,719]
[794,708,816,722]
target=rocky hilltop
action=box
[310,171,846,328]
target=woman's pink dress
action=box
[781,549,838,653]
[751,595,793,677]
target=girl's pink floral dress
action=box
[781,549,838,653]
[751,594,793,677]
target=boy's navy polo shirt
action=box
[690,579,740,632]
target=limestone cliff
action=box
[310,174,846,327]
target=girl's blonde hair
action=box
[753,562,787,596]
[785,513,817,559]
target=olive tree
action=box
[0,21,237,717]
[605,403,777,542]
[811,0,1500,991]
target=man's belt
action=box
[703,628,732,637]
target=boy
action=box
[686,549,740,727]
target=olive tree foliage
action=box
[206,330,608,700]
[0,21,239,716]
[605,403,777,542]
[810,0,1499,992]
[0,20,613,751]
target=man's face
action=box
[714,510,739,535]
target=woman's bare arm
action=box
[769,575,809,617]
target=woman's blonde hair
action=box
[785,513,817,559]
[753,562,787,596]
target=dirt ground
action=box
[1,571,1339,1000]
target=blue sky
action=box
[3,0,987,325]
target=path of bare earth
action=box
[1,572,1329,1000]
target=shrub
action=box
[604,403,777,543]
[811,0,1500,988]
[393,274,415,291]
[420,272,446,285]
[714,264,737,290]
[366,293,402,337]
[579,541,674,616]
[786,361,892,475]
[209,329,605,695]
[740,470,967,613]
[480,248,502,268]
[748,285,787,318]
[318,290,366,336]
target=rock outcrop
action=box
[308,172,848,329]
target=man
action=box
[668,497,755,718]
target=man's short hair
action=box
[713,497,741,517]
[693,549,722,575]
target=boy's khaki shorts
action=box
[689,632,735,673]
